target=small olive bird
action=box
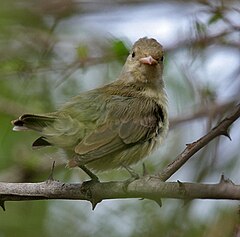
[12,37,169,179]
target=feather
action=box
[32,136,52,149]
[12,114,56,132]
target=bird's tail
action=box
[12,114,56,132]
[12,114,57,148]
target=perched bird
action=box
[12,37,169,179]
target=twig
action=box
[169,101,236,129]
[159,104,240,181]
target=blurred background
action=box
[0,0,240,236]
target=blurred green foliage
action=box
[0,0,240,236]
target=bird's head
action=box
[119,37,164,87]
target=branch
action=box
[159,104,240,181]
[0,175,239,211]
[169,100,236,129]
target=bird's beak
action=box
[139,56,158,65]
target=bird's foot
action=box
[79,170,101,210]
[78,165,101,210]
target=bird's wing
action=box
[74,98,164,163]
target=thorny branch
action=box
[0,104,240,210]
[159,104,240,181]
[0,174,239,211]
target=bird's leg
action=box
[122,165,140,192]
[68,154,99,182]
[142,162,148,176]
[78,165,99,182]
[122,165,140,180]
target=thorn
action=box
[47,161,56,182]
[154,198,162,208]
[91,200,100,211]
[221,130,232,141]
[0,201,6,211]
[219,173,225,183]
[177,180,184,188]
[219,173,234,185]
[177,180,187,196]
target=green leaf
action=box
[208,12,223,25]
[76,45,89,59]
[112,40,129,58]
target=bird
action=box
[12,37,169,180]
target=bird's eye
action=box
[156,56,164,63]
[131,52,135,58]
